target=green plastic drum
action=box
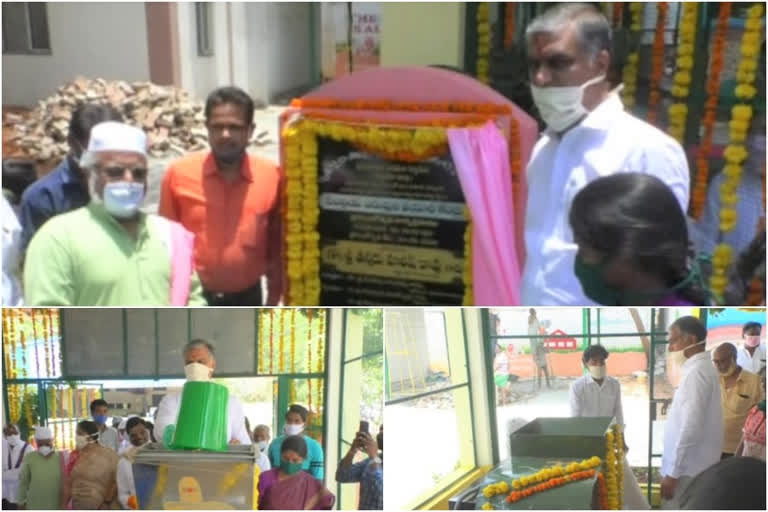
[169,381,229,452]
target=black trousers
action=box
[2,499,19,510]
[203,284,263,306]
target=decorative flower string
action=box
[503,3,515,49]
[316,310,325,373]
[621,3,644,109]
[711,3,763,300]
[43,311,52,379]
[307,309,314,412]
[597,472,609,509]
[31,309,41,379]
[611,2,623,28]
[269,310,275,374]
[81,389,88,420]
[301,131,321,305]
[646,2,668,124]
[279,310,286,373]
[604,426,620,509]
[463,214,474,306]
[258,311,266,374]
[20,329,27,379]
[667,3,698,144]
[476,3,491,84]
[290,309,297,373]
[691,3,731,219]
[290,98,513,115]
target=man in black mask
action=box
[336,424,383,510]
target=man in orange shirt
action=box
[159,86,282,305]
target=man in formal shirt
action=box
[520,4,689,305]
[23,121,205,306]
[568,346,648,509]
[154,340,251,446]
[2,424,32,509]
[737,322,766,375]
[712,342,764,458]
[661,316,723,509]
[19,103,123,249]
[159,86,283,306]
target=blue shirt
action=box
[335,458,383,510]
[19,158,89,249]
[267,434,324,480]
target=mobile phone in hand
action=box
[359,420,370,434]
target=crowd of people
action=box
[2,4,764,308]
[2,340,383,510]
[566,318,765,509]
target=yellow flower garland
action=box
[316,310,325,373]
[710,4,764,300]
[476,3,491,84]
[667,3,698,143]
[604,427,621,509]
[258,311,266,374]
[620,3,644,109]
[282,119,474,305]
[278,310,286,373]
[251,465,261,510]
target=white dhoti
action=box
[622,457,650,510]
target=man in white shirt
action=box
[154,339,252,447]
[661,316,722,509]
[520,3,689,305]
[568,346,648,510]
[2,424,32,509]
[117,417,150,509]
[1,196,23,306]
[736,322,766,375]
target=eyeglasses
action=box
[102,166,148,180]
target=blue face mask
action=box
[93,414,108,425]
[103,181,144,218]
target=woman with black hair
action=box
[569,173,709,306]
[258,435,334,510]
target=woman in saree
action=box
[60,420,120,509]
[258,435,335,510]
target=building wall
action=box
[380,2,465,68]
[2,2,151,106]
[176,2,225,102]
[264,2,314,100]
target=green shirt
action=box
[268,434,325,480]
[23,203,206,306]
[17,452,62,510]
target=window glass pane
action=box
[386,386,474,509]
[157,309,189,376]
[190,309,256,376]
[27,2,50,50]
[61,309,125,377]
[196,2,212,56]
[2,2,29,53]
[385,308,467,400]
[125,309,156,376]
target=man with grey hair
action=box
[153,340,256,453]
[520,3,690,305]
[23,121,205,306]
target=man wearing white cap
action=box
[3,424,31,509]
[23,121,206,306]
[17,426,63,510]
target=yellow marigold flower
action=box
[745,18,763,31]
[741,42,759,58]
[720,208,738,223]
[481,502,493,510]
[710,275,728,290]
[724,145,748,164]
[673,71,692,86]
[512,480,522,490]
[676,56,694,70]
[732,105,753,121]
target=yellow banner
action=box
[321,240,463,283]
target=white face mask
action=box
[76,434,93,450]
[530,74,606,132]
[256,440,268,452]
[184,362,212,382]
[669,340,706,367]
[6,434,20,446]
[284,424,304,436]
[588,365,607,380]
[102,181,145,218]
[37,445,53,457]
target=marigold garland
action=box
[621,3,644,109]
[258,311,266,374]
[316,310,325,373]
[269,310,275,374]
[476,3,491,84]
[278,310,286,373]
[19,329,27,379]
[81,389,88,420]
[611,2,623,28]
[604,426,621,509]
[597,472,609,509]
[647,3,668,124]
[691,3,732,219]
[667,3,698,144]
[307,309,314,411]
[503,3,515,49]
[290,98,513,116]
[43,312,52,379]
[710,4,762,300]
[31,309,41,379]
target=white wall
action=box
[176,2,224,103]
[2,2,151,106]
[264,2,314,100]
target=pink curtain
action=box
[448,121,521,305]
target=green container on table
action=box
[169,381,229,452]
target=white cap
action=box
[86,121,147,157]
[34,426,53,440]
